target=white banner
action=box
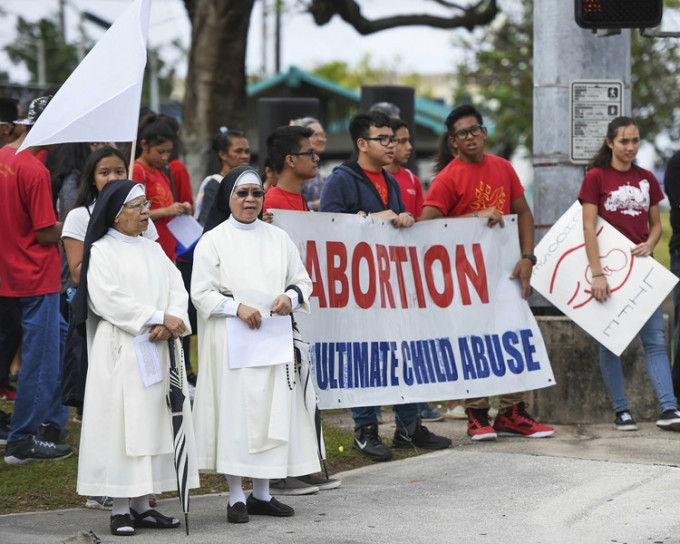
[531,201,678,356]
[272,210,555,409]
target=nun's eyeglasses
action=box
[234,188,265,199]
[124,200,152,210]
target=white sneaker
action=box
[444,405,467,419]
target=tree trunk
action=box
[183,0,255,193]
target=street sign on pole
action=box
[570,79,623,164]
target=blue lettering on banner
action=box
[312,330,540,390]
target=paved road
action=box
[2,415,680,544]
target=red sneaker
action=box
[466,408,497,441]
[493,402,554,438]
[0,386,16,401]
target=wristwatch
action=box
[522,253,537,265]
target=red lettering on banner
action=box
[306,241,327,308]
[307,241,489,310]
[376,245,395,308]
[423,245,454,307]
[389,246,409,308]
[408,246,426,308]
[351,242,376,309]
[455,243,489,305]
[327,241,349,308]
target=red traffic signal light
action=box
[575,0,662,29]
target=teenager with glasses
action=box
[421,104,555,441]
[320,111,451,462]
[263,125,318,214]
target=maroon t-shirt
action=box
[578,164,664,244]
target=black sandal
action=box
[129,508,180,529]
[110,513,135,536]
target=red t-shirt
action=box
[264,186,309,212]
[363,168,389,208]
[0,145,61,296]
[578,164,664,245]
[424,154,524,217]
[133,160,177,260]
[391,166,424,217]
[170,159,194,204]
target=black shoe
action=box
[246,494,294,517]
[4,436,73,464]
[186,372,198,387]
[36,423,69,443]
[614,410,638,431]
[129,508,180,529]
[227,501,249,523]
[111,513,135,536]
[353,423,393,462]
[393,423,452,450]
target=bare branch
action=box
[307,0,498,34]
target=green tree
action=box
[5,17,80,85]
[4,15,178,108]
[454,3,532,159]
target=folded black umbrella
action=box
[167,338,191,535]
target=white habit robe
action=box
[77,231,200,498]
[191,217,321,479]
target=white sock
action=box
[226,474,246,506]
[129,494,150,514]
[252,478,271,502]
[111,498,130,517]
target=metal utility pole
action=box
[533,0,630,247]
[275,0,281,73]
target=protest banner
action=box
[272,210,555,409]
[531,201,678,356]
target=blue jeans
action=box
[599,305,676,413]
[670,248,680,398]
[8,294,69,443]
[352,403,420,431]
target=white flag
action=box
[18,0,151,152]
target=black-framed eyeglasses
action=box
[289,149,317,158]
[452,124,485,140]
[124,199,152,210]
[363,135,398,147]
[234,188,265,199]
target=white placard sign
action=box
[531,201,678,356]
[272,210,555,410]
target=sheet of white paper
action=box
[226,315,294,369]
[167,214,204,248]
[133,333,163,387]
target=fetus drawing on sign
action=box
[549,226,634,310]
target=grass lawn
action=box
[0,400,416,515]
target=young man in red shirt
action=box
[386,118,424,218]
[264,125,319,213]
[0,96,73,462]
[421,104,554,441]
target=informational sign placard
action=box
[272,210,555,409]
[570,79,624,164]
[531,201,678,356]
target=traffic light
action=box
[575,0,662,29]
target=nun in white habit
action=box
[72,180,199,537]
[191,166,320,523]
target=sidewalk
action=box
[2,414,680,543]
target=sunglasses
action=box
[234,188,265,199]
